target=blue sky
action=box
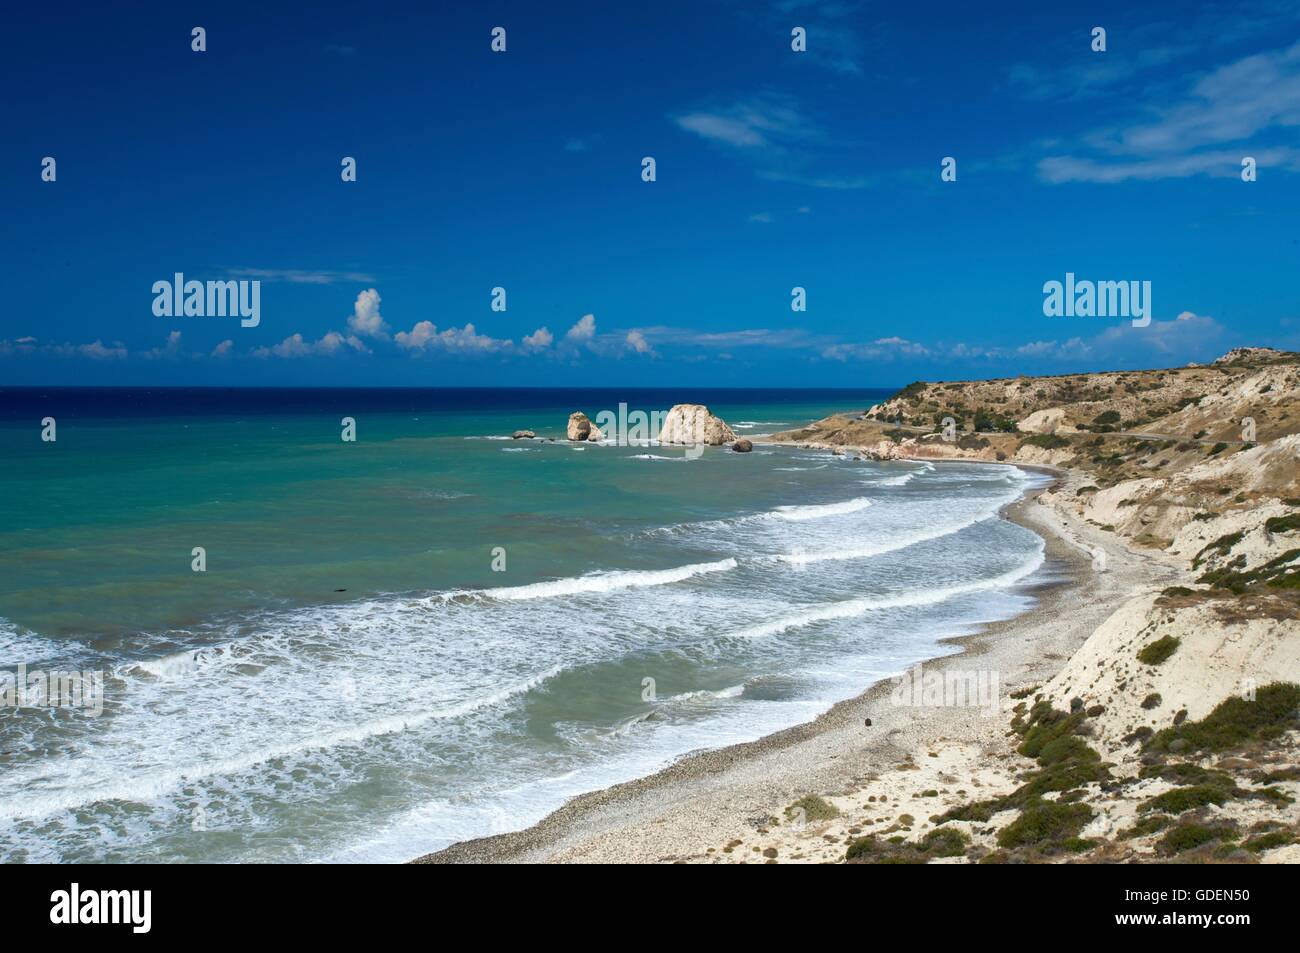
[3,0,1299,387]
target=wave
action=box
[0,619,66,664]
[726,546,1044,640]
[872,470,920,486]
[606,684,746,737]
[458,558,738,602]
[128,648,209,679]
[770,496,1017,566]
[0,666,566,822]
[669,684,745,703]
[769,497,873,521]
[645,493,879,537]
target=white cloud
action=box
[395,321,508,353]
[673,95,813,150]
[822,336,930,361]
[212,339,233,357]
[144,330,183,360]
[633,326,822,350]
[522,327,553,350]
[565,314,597,343]
[76,340,128,360]
[817,313,1227,366]
[254,331,368,359]
[1107,42,1300,155]
[625,330,654,355]
[1,337,126,359]
[347,287,389,339]
[228,268,375,284]
[1036,40,1300,183]
[1039,148,1300,183]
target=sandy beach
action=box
[416,461,1184,863]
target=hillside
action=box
[761,347,1300,863]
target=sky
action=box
[3,0,1299,388]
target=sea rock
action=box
[732,439,753,453]
[512,429,536,440]
[566,412,604,442]
[658,404,737,446]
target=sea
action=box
[0,387,1052,862]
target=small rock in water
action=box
[732,438,753,453]
[512,430,536,439]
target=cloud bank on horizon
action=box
[3,0,1298,387]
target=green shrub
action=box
[919,827,969,858]
[1019,433,1069,450]
[785,794,839,822]
[1159,822,1226,855]
[996,799,1093,849]
[1146,683,1300,754]
[1122,814,1173,839]
[892,381,929,403]
[1265,513,1300,535]
[1037,734,1100,767]
[844,836,879,861]
[1244,831,1295,853]
[1141,784,1230,815]
[1137,636,1180,665]
[1193,531,1244,569]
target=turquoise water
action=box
[0,388,1050,862]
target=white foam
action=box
[0,665,565,822]
[464,558,738,602]
[729,546,1044,640]
[770,497,873,521]
[0,619,65,664]
[129,648,207,679]
[771,491,1019,566]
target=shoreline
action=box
[415,456,1174,863]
